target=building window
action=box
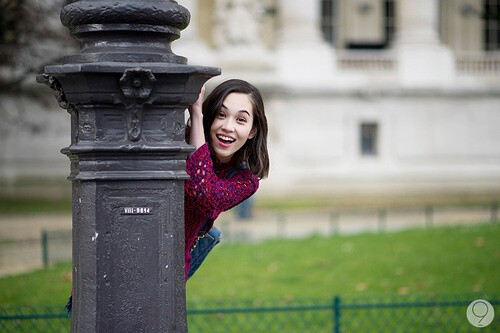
[440,0,500,52]
[321,0,396,49]
[484,0,500,51]
[321,0,337,44]
[360,122,378,156]
[385,0,397,48]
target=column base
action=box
[276,41,337,86]
[397,44,456,88]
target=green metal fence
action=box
[0,305,69,333]
[0,204,497,276]
[0,230,71,276]
[1,294,497,332]
[41,230,72,269]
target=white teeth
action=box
[217,135,235,142]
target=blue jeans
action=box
[187,226,222,279]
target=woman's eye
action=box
[237,117,247,123]
[217,112,225,118]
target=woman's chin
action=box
[213,149,233,163]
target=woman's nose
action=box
[221,118,235,132]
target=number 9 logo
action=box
[467,299,495,328]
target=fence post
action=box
[329,212,339,235]
[41,230,48,269]
[491,201,498,222]
[222,219,232,243]
[333,296,341,333]
[378,209,387,232]
[277,213,286,238]
[425,205,433,228]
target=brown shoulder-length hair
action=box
[203,79,269,179]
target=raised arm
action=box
[187,85,206,150]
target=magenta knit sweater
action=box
[184,143,259,278]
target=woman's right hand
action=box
[187,85,206,150]
[189,85,206,117]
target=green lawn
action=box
[0,197,71,215]
[187,223,499,302]
[0,223,498,307]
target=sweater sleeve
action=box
[185,143,259,220]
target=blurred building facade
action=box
[1,0,499,196]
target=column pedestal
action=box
[276,0,337,85]
[395,0,455,87]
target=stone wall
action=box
[260,87,500,196]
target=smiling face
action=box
[209,92,257,163]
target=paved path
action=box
[0,214,71,241]
[217,206,492,242]
[0,205,494,276]
[0,215,71,276]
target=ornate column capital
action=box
[59,0,190,64]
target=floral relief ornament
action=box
[119,67,157,142]
[119,67,157,100]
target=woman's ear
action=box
[248,127,257,139]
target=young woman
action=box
[185,79,269,279]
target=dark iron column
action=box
[37,1,220,331]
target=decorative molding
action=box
[60,0,189,31]
[37,74,69,110]
[119,68,157,100]
[119,67,157,142]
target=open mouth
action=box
[216,134,236,145]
